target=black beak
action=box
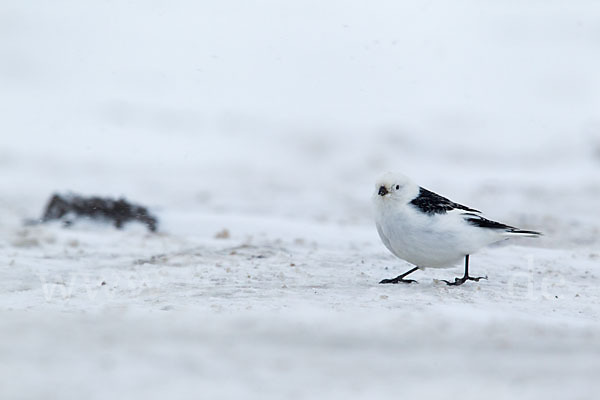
[378,186,388,196]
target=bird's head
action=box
[373,172,419,205]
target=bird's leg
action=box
[379,266,419,284]
[442,255,487,286]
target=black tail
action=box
[507,228,542,237]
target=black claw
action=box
[442,275,487,286]
[469,275,488,282]
[442,278,465,286]
[379,278,417,284]
[379,266,419,285]
[441,255,487,286]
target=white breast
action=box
[374,204,501,268]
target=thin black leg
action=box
[442,255,487,286]
[379,266,419,284]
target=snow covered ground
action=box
[1,1,600,399]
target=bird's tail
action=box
[506,228,542,237]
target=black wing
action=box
[462,213,514,230]
[463,212,541,235]
[409,187,480,215]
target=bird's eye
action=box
[395,185,400,190]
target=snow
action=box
[1,0,600,399]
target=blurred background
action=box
[1,1,600,399]
[1,0,599,235]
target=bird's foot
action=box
[379,277,418,284]
[442,275,487,286]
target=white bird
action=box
[373,172,541,285]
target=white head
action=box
[372,172,420,205]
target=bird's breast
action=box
[375,209,466,268]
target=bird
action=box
[372,172,541,286]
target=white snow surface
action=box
[2,1,600,399]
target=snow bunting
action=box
[373,172,541,285]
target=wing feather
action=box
[409,187,480,215]
[462,212,541,236]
